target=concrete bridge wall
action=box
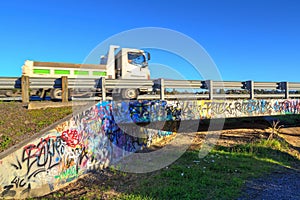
[0,98,299,198]
[112,99,300,122]
[0,101,173,199]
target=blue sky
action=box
[0,0,299,82]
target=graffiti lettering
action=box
[61,129,81,148]
[54,166,78,181]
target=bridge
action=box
[0,97,299,198]
[0,76,300,102]
[0,76,300,198]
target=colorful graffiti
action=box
[116,99,300,122]
[0,100,173,198]
[111,99,300,122]
[176,99,300,119]
[0,99,299,198]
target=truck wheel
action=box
[50,88,62,100]
[121,89,138,99]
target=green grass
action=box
[0,135,12,150]
[116,139,299,200]
[274,114,300,125]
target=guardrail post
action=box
[284,82,289,99]
[277,81,289,99]
[242,80,254,99]
[249,81,254,99]
[21,75,29,103]
[101,77,106,101]
[208,80,213,100]
[61,76,68,102]
[160,78,165,100]
[201,80,213,99]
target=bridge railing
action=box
[0,76,300,103]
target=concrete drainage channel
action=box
[0,100,175,199]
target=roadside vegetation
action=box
[42,135,300,200]
[0,101,72,152]
[115,139,298,200]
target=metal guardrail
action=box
[255,94,285,98]
[289,82,300,90]
[213,81,243,89]
[163,80,202,89]
[0,77,21,89]
[290,94,300,98]
[1,76,300,102]
[254,82,278,90]
[0,97,22,101]
[106,79,154,89]
[24,78,155,89]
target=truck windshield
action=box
[128,52,147,67]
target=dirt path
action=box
[280,127,300,149]
[238,127,300,200]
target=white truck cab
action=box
[101,45,151,80]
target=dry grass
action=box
[0,101,72,152]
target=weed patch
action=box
[0,135,12,151]
[118,139,300,200]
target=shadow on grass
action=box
[117,143,299,200]
[41,139,300,200]
[140,114,300,133]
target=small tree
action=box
[268,120,284,140]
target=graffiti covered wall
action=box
[113,99,300,121]
[0,101,172,198]
[0,99,299,198]
[169,99,300,119]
